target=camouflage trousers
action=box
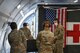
[10,44,26,53]
[54,42,63,53]
[38,45,54,53]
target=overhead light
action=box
[20,10,24,17]
[74,0,78,3]
[45,3,48,5]
[17,4,21,9]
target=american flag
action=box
[44,7,67,47]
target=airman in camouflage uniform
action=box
[37,19,54,53]
[8,22,26,53]
[20,23,33,52]
[53,18,64,53]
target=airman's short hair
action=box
[54,18,59,24]
[23,23,28,27]
[10,22,17,30]
[43,19,51,28]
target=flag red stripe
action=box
[61,9,64,25]
[58,9,60,20]
[62,8,65,47]
[50,25,53,32]
[64,8,67,47]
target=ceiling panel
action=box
[0,0,21,16]
[0,0,4,5]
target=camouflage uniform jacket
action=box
[20,27,33,40]
[8,29,26,53]
[37,30,54,53]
